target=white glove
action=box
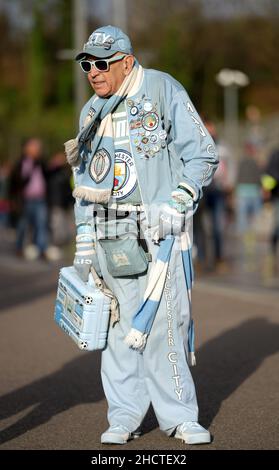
[152,189,194,242]
[171,188,194,214]
[158,202,185,239]
[73,233,96,282]
[73,223,101,281]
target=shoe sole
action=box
[175,432,211,445]
[101,432,140,445]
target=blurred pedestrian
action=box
[236,142,262,235]
[235,141,262,270]
[47,151,74,250]
[261,148,279,261]
[0,161,11,228]
[193,196,207,271]
[10,138,49,260]
[203,119,233,270]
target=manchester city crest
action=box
[112,150,137,200]
[89,149,111,183]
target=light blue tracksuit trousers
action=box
[96,214,199,435]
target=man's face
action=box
[85,53,134,97]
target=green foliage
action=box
[0,0,76,160]
[138,0,279,117]
[0,0,279,160]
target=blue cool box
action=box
[54,266,111,350]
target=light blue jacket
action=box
[73,68,218,227]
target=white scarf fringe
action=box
[72,186,112,203]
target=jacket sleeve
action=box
[73,195,94,228]
[166,88,219,202]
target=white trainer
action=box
[174,422,211,445]
[101,424,140,445]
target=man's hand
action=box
[158,202,185,239]
[171,188,194,213]
[153,189,194,241]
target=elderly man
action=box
[66,25,218,445]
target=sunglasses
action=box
[79,54,127,73]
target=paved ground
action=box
[0,228,279,450]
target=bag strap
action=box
[135,208,152,262]
[89,266,120,326]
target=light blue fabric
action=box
[97,215,199,433]
[236,184,262,233]
[128,235,196,357]
[182,245,195,354]
[130,237,174,337]
[75,25,133,61]
[72,62,143,203]
[111,100,142,204]
[75,86,125,197]
[74,67,219,226]
[16,199,48,254]
[71,65,218,434]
